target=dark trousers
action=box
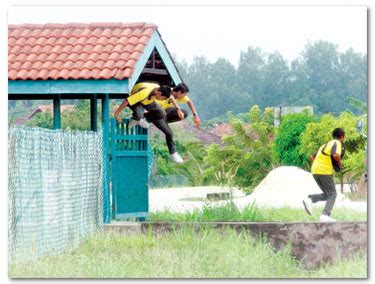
[129,102,176,154]
[310,174,337,216]
[165,107,188,123]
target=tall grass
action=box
[149,202,367,222]
[9,227,367,278]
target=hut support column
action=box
[90,94,98,131]
[102,93,111,224]
[53,94,61,129]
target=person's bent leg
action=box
[153,119,183,163]
[145,103,183,163]
[166,107,188,123]
[144,102,166,121]
[320,176,337,216]
[152,118,176,154]
[310,175,330,203]
[144,103,176,154]
[128,103,149,128]
[309,193,328,203]
[129,103,144,121]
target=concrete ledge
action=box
[104,221,142,235]
[104,221,367,269]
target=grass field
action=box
[149,202,367,222]
[9,226,367,278]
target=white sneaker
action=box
[138,118,150,128]
[171,152,183,164]
[302,197,313,216]
[319,214,336,222]
[128,119,139,129]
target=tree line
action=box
[176,40,367,120]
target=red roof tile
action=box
[150,120,222,146]
[8,22,158,80]
[210,123,234,137]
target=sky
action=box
[8,5,367,66]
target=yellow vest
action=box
[156,95,190,109]
[127,82,160,106]
[311,139,343,175]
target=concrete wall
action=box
[104,221,367,269]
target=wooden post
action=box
[90,94,98,131]
[53,94,61,129]
[102,94,111,224]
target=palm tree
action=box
[347,97,367,114]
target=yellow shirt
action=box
[156,95,190,110]
[311,139,342,175]
[127,82,160,106]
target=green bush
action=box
[344,149,367,181]
[26,111,53,129]
[300,111,367,180]
[273,111,316,169]
[204,106,275,192]
[300,112,366,155]
[26,100,101,131]
[150,131,211,186]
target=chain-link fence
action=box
[8,127,104,261]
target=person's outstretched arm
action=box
[169,96,185,120]
[332,153,342,168]
[114,99,129,123]
[332,142,342,168]
[187,100,200,127]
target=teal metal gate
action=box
[110,118,149,220]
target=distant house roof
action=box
[13,104,75,125]
[8,22,158,80]
[26,104,75,118]
[210,123,234,137]
[151,120,222,145]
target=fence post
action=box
[102,93,111,224]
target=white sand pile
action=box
[236,166,351,209]
[149,186,246,213]
[148,167,366,213]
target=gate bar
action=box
[102,93,111,224]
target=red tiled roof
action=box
[151,120,222,145]
[12,104,75,125]
[26,104,75,118]
[179,121,222,145]
[8,22,158,80]
[210,123,234,137]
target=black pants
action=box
[165,107,188,123]
[310,174,337,216]
[129,102,176,154]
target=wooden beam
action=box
[152,50,156,69]
[8,79,129,95]
[8,93,127,100]
[142,68,169,76]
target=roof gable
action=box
[8,22,158,80]
[26,104,75,118]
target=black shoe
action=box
[302,197,313,216]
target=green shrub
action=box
[273,111,316,169]
[204,106,275,192]
[26,111,53,129]
[300,111,367,179]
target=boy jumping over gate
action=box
[114,82,184,164]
